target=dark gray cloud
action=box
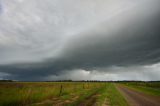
[0,2,2,14]
[0,0,160,80]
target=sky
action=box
[0,0,160,81]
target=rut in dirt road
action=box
[116,85,160,106]
[78,94,99,106]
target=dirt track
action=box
[116,85,160,106]
[78,93,99,106]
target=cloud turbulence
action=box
[0,0,160,81]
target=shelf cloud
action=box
[0,0,160,81]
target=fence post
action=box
[59,85,63,96]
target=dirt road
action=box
[116,85,160,106]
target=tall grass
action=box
[0,82,105,106]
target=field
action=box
[0,81,159,106]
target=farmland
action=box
[0,81,159,106]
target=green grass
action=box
[95,85,109,106]
[95,83,129,106]
[126,84,160,96]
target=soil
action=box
[78,93,99,106]
[31,95,79,106]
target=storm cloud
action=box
[0,0,160,81]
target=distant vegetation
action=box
[0,80,14,82]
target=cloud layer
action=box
[0,0,160,80]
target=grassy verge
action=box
[96,83,128,106]
[125,85,160,96]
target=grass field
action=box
[0,82,105,106]
[0,81,159,106]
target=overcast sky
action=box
[0,0,160,81]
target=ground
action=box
[0,82,160,106]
